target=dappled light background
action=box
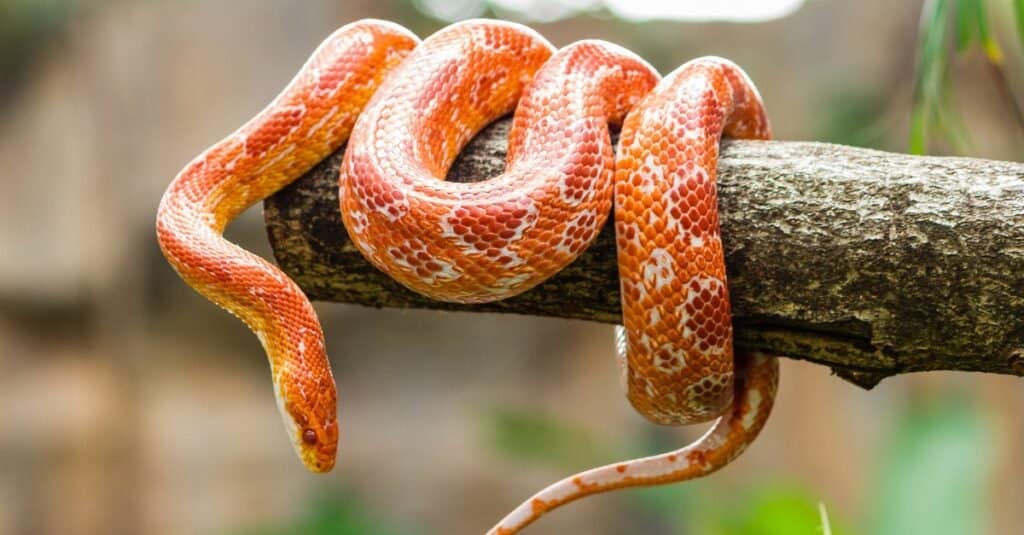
[1,0,1022,534]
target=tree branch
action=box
[263,118,1024,389]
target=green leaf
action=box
[970,0,1003,63]
[952,0,1003,59]
[866,395,993,535]
[954,0,978,52]
[1014,0,1024,53]
[910,0,952,154]
[909,103,930,155]
[935,86,974,153]
[917,0,950,97]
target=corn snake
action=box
[156,18,779,534]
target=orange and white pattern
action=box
[156,18,779,535]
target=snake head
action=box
[274,369,339,473]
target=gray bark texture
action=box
[263,118,1024,389]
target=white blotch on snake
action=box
[643,248,675,291]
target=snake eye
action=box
[302,428,318,445]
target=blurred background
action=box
[1,0,1022,534]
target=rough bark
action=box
[264,119,1024,389]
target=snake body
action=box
[156,19,779,534]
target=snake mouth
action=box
[301,445,337,473]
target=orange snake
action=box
[156,19,779,534]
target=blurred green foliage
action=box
[866,393,994,535]
[626,479,853,535]
[910,0,1023,155]
[710,486,849,535]
[229,491,411,535]
[482,404,618,469]
[0,0,82,101]
[816,87,889,150]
